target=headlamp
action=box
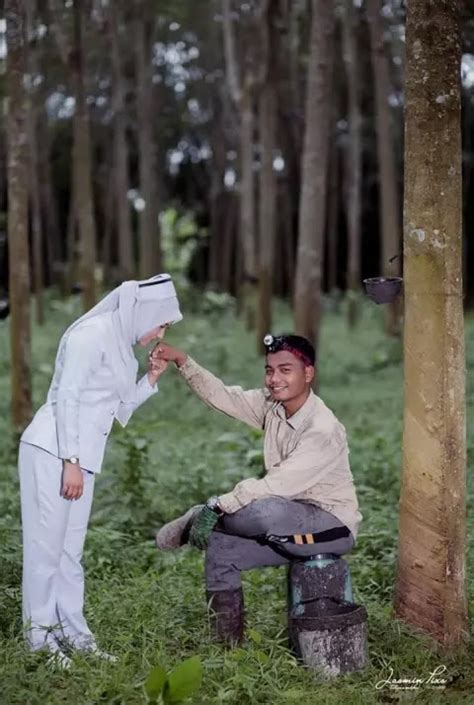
[263,333,313,366]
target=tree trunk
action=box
[101,166,115,285]
[394,0,467,649]
[208,100,228,289]
[279,2,302,301]
[135,4,162,279]
[239,87,257,329]
[221,193,237,294]
[26,0,44,325]
[281,180,295,298]
[37,109,62,278]
[367,0,401,336]
[28,121,44,324]
[72,0,97,311]
[65,155,77,295]
[256,7,277,352]
[222,0,258,328]
[256,83,276,349]
[35,17,61,285]
[326,133,339,295]
[342,0,362,328]
[110,2,134,279]
[209,184,223,288]
[6,0,32,430]
[287,0,305,162]
[294,0,334,358]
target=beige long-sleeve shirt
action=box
[178,357,362,540]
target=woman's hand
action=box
[147,356,169,386]
[61,462,84,500]
[151,341,188,368]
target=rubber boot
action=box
[206,588,245,646]
[155,505,203,550]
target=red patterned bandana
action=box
[279,343,313,367]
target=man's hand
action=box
[61,462,84,500]
[188,505,220,550]
[147,356,169,386]
[151,341,188,368]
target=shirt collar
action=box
[274,390,318,430]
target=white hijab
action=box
[58,274,182,405]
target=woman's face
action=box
[137,324,170,347]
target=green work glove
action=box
[189,505,220,550]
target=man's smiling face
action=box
[264,350,314,405]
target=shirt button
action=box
[103,431,108,436]
[110,410,115,415]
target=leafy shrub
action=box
[145,656,202,704]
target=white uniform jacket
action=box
[21,317,157,473]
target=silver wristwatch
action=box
[206,496,224,516]
[67,456,79,464]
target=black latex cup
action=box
[363,277,403,304]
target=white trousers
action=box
[18,442,96,651]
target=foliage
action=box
[0,294,473,703]
[145,656,202,703]
[160,208,207,278]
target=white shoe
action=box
[81,643,118,663]
[155,505,203,550]
[90,648,117,663]
[46,649,72,670]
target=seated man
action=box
[153,334,362,645]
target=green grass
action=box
[0,291,473,704]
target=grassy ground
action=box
[0,290,473,704]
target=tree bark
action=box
[48,0,97,308]
[287,0,305,164]
[294,0,334,358]
[135,3,162,279]
[342,0,362,327]
[208,97,228,289]
[65,154,77,294]
[37,109,62,277]
[72,0,97,310]
[239,87,257,327]
[110,2,134,279]
[221,193,237,293]
[6,0,32,430]
[222,0,258,328]
[367,0,402,335]
[256,5,277,351]
[256,84,276,349]
[326,134,339,295]
[26,0,44,325]
[394,0,467,649]
[100,164,115,285]
[279,0,303,299]
[281,179,295,298]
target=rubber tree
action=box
[367,0,402,336]
[394,0,468,648]
[6,0,33,430]
[294,0,335,359]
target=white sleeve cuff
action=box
[136,374,159,406]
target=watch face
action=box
[69,457,79,464]
[207,496,219,510]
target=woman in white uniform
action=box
[19,274,182,664]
